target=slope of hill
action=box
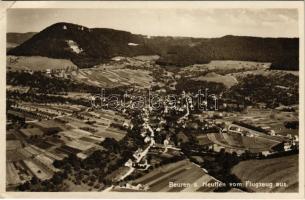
[8,22,153,68]
[156,35,299,70]
[7,32,37,45]
[7,42,19,51]
[7,32,37,51]
[8,22,299,70]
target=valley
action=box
[5,22,300,193]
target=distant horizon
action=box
[7,8,299,38]
[7,22,299,39]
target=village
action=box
[6,52,299,192]
[6,75,299,191]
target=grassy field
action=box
[7,56,77,71]
[231,155,298,192]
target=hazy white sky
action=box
[7,8,298,38]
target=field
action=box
[231,155,298,192]
[179,60,299,91]
[236,108,299,137]
[122,160,222,192]
[6,162,22,187]
[232,68,299,78]
[65,140,96,152]
[23,159,54,181]
[179,60,271,77]
[6,140,22,151]
[192,72,238,88]
[215,108,299,138]
[177,60,273,88]
[6,104,130,187]
[94,127,126,141]
[74,67,153,88]
[181,60,271,73]
[59,129,92,139]
[206,129,282,153]
[7,56,77,71]
[68,55,156,89]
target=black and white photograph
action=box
[1,1,304,197]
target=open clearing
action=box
[231,155,298,192]
[192,72,238,88]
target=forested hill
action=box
[8,22,153,68]
[8,22,299,70]
[155,35,299,70]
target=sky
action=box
[7,8,299,38]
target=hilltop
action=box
[8,22,153,68]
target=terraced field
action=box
[231,155,298,192]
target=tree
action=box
[30,176,39,185]
[101,138,120,153]
[284,121,298,129]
